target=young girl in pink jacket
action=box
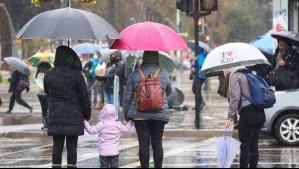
[84,104,134,168]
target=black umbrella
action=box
[16,8,121,41]
[271,31,299,46]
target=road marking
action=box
[120,138,216,168]
[38,141,139,168]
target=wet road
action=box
[1,70,299,168]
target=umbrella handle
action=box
[224,127,233,137]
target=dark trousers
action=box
[38,95,49,127]
[100,155,119,168]
[192,79,205,128]
[238,105,265,168]
[52,135,78,167]
[135,120,166,168]
[9,90,30,111]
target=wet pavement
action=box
[1,70,299,168]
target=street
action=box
[0,70,298,168]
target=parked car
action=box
[263,90,299,146]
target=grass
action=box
[1,78,9,85]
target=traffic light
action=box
[198,19,205,35]
[176,0,194,15]
[205,35,211,41]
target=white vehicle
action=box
[263,90,299,146]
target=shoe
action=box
[41,127,48,131]
[29,106,33,113]
[5,110,12,114]
[94,103,104,109]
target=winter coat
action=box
[272,47,299,76]
[44,46,91,136]
[123,64,172,122]
[8,70,23,93]
[102,61,125,93]
[83,104,134,156]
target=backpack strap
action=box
[154,68,161,79]
[137,69,146,80]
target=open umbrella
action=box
[252,35,274,55]
[271,31,299,46]
[99,49,129,64]
[16,7,121,41]
[187,40,212,54]
[110,21,188,51]
[125,52,176,72]
[27,53,55,67]
[215,130,241,168]
[201,43,271,77]
[4,57,31,76]
[73,43,102,55]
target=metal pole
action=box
[194,0,201,129]
[114,75,120,121]
[68,0,71,8]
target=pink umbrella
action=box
[110,21,188,51]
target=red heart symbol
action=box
[226,51,233,57]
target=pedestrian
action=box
[35,61,52,130]
[269,39,299,91]
[123,51,172,168]
[225,66,266,168]
[83,52,100,107]
[44,46,91,168]
[96,51,125,105]
[94,51,105,109]
[6,67,32,114]
[190,47,207,129]
[83,104,134,168]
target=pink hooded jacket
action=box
[84,104,134,156]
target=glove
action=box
[26,87,30,93]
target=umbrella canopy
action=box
[73,43,102,55]
[187,40,212,53]
[4,57,31,76]
[99,49,129,64]
[271,31,299,46]
[16,8,121,40]
[215,131,241,168]
[252,35,274,55]
[110,21,188,51]
[27,53,55,67]
[125,52,176,72]
[201,43,271,77]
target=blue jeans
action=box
[105,92,114,104]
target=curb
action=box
[0,129,273,140]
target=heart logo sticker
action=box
[226,51,234,57]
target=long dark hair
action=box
[35,62,52,78]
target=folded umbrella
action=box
[215,130,241,168]
[4,57,31,76]
[201,43,271,77]
[110,21,188,51]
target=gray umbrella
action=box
[271,31,299,46]
[16,8,121,40]
[4,57,31,76]
[188,40,213,53]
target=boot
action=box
[5,110,12,114]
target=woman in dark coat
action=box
[44,46,91,168]
[123,51,172,168]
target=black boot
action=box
[67,164,77,168]
[52,165,62,168]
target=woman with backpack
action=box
[225,66,266,168]
[123,51,172,168]
[35,62,52,130]
[6,67,32,114]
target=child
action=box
[84,104,134,168]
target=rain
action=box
[0,0,299,168]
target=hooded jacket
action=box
[83,104,134,156]
[44,46,91,136]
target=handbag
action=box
[269,68,292,89]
